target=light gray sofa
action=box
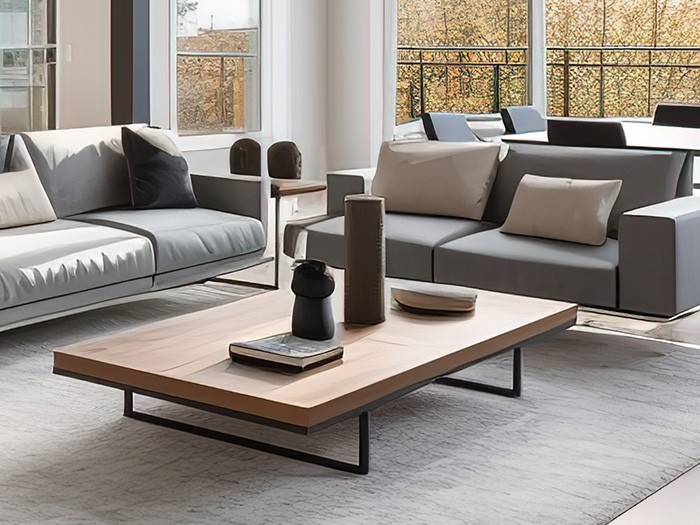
[0,125,268,331]
[293,142,700,318]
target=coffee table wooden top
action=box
[54,281,577,430]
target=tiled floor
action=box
[609,463,700,524]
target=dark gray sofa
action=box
[293,142,700,318]
[0,125,269,331]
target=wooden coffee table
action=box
[53,280,576,474]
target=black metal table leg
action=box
[435,347,522,398]
[274,196,281,290]
[124,390,134,415]
[123,393,370,475]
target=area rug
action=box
[1,284,699,525]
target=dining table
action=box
[501,121,700,152]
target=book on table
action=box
[229,332,343,373]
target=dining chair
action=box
[230,138,261,176]
[267,142,326,287]
[652,103,700,128]
[421,112,480,142]
[547,119,627,148]
[500,106,547,134]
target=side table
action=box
[270,179,327,288]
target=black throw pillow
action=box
[122,126,198,209]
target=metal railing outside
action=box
[176,51,255,131]
[176,50,260,134]
[397,45,700,119]
[397,45,527,118]
[547,46,700,117]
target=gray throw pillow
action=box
[122,127,197,209]
[371,140,502,220]
[0,136,57,229]
[500,174,622,246]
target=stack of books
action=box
[229,332,343,373]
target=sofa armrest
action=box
[326,168,375,215]
[618,196,700,317]
[280,168,374,259]
[191,173,270,221]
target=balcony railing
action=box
[548,46,700,118]
[176,50,258,134]
[396,45,700,122]
[396,45,527,121]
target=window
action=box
[546,0,700,117]
[0,0,55,132]
[396,0,529,124]
[394,0,700,122]
[175,0,261,135]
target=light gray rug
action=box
[1,284,699,525]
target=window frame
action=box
[168,0,267,146]
[388,0,544,127]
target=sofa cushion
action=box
[19,125,145,217]
[0,136,57,229]
[72,208,266,274]
[306,213,497,281]
[122,127,197,209]
[434,230,619,308]
[0,220,155,310]
[484,143,685,235]
[371,141,502,220]
[500,175,622,245]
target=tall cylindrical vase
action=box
[344,195,385,325]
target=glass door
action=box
[0,0,56,132]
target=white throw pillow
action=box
[371,140,502,220]
[500,174,622,246]
[0,137,57,229]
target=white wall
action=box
[56,0,111,129]
[289,0,327,180]
[150,0,171,130]
[326,0,385,170]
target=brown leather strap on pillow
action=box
[2,134,15,173]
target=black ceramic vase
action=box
[291,260,336,340]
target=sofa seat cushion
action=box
[434,230,619,308]
[72,208,266,274]
[0,220,155,310]
[306,213,497,281]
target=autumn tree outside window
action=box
[176,0,261,135]
[396,0,700,123]
[396,0,529,124]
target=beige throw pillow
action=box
[371,140,502,220]
[500,174,622,246]
[0,137,56,229]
